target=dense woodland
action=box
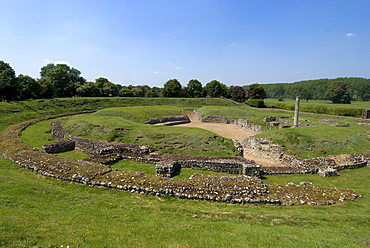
[262,78,370,101]
[1,60,369,103]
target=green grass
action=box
[62,111,236,157]
[19,118,60,150]
[111,159,236,178]
[1,157,369,247]
[1,97,370,247]
[93,105,186,123]
[265,98,370,109]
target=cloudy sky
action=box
[1,0,369,87]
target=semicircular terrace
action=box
[0,111,361,206]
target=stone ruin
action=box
[41,140,75,154]
[193,110,229,123]
[0,111,366,206]
[319,119,350,127]
[144,116,190,125]
[262,116,313,128]
[47,119,262,178]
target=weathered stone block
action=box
[318,168,338,177]
[41,140,75,154]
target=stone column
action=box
[294,96,300,127]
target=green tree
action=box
[76,81,99,97]
[299,88,313,102]
[0,61,18,101]
[37,78,55,99]
[185,79,204,98]
[355,80,370,101]
[229,86,246,102]
[162,79,182,97]
[40,63,86,97]
[326,81,351,104]
[145,87,161,97]
[95,77,119,97]
[119,85,134,97]
[245,83,266,99]
[17,74,41,100]
[204,80,229,98]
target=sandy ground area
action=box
[177,113,288,167]
[177,112,256,140]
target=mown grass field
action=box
[1,97,370,247]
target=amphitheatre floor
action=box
[177,113,289,168]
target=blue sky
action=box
[1,0,369,87]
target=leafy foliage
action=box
[245,83,267,100]
[229,86,246,102]
[326,81,351,104]
[184,79,204,98]
[0,61,18,101]
[40,63,86,98]
[263,77,370,101]
[162,79,182,97]
[204,80,229,98]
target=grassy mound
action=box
[61,108,235,157]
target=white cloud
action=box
[346,33,355,37]
[42,59,69,65]
[175,66,184,70]
[153,71,160,74]
[54,61,69,65]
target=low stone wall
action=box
[144,116,190,125]
[357,121,370,126]
[262,116,313,127]
[41,140,75,154]
[193,110,229,123]
[319,119,350,127]
[233,119,263,133]
[176,159,261,177]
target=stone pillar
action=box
[294,96,300,127]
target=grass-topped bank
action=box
[0,97,240,130]
[60,107,235,157]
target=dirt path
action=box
[177,113,288,167]
[177,112,256,140]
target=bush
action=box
[246,99,266,108]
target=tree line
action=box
[1,60,368,104]
[262,77,370,101]
[0,60,257,102]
